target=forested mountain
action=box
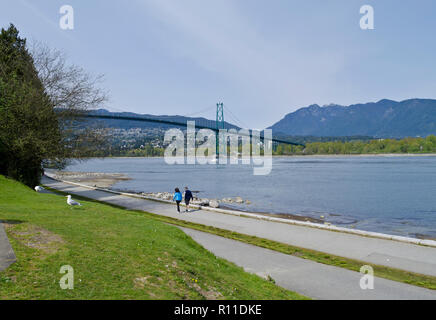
[269,99,436,138]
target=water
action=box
[64,156,436,239]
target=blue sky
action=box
[1,0,436,128]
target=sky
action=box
[1,0,436,128]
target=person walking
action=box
[184,187,193,212]
[173,188,182,213]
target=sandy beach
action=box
[45,171,131,188]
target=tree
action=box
[0,24,108,187]
[0,24,61,186]
[31,41,109,163]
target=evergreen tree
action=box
[0,24,62,187]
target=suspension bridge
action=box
[82,103,305,147]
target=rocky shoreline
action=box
[137,192,252,209]
[116,190,323,224]
[44,171,339,225]
[45,170,131,188]
[46,171,252,209]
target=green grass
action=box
[41,185,436,291]
[131,212,436,290]
[0,175,307,300]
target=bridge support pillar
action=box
[216,102,224,157]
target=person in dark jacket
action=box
[173,188,182,213]
[184,187,193,212]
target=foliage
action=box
[0,24,62,187]
[273,135,436,155]
[0,24,108,186]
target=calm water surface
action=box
[65,156,436,238]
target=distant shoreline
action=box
[273,153,436,158]
[85,153,436,159]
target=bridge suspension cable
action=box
[80,110,305,147]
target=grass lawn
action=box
[41,183,436,291]
[0,175,307,300]
[142,214,436,291]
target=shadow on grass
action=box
[0,219,25,225]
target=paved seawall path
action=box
[41,176,436,300]
[0,221,16,272]
[180,228,436,300]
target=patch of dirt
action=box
[292,251,304,258]
[134,252,223,299]
[133,276,151,289]
[175,269,223,300]
[4,223,65,255]
[190,282,223,300]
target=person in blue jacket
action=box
[173,188,182,213]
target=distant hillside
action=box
[85,109,239,131]
[269,99,436,138]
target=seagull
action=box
[66,195,81,207]
[35,186,44,192]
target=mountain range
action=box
[268,99,436,138]
[88,98,436,139]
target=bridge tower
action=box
[216,102,224,156]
